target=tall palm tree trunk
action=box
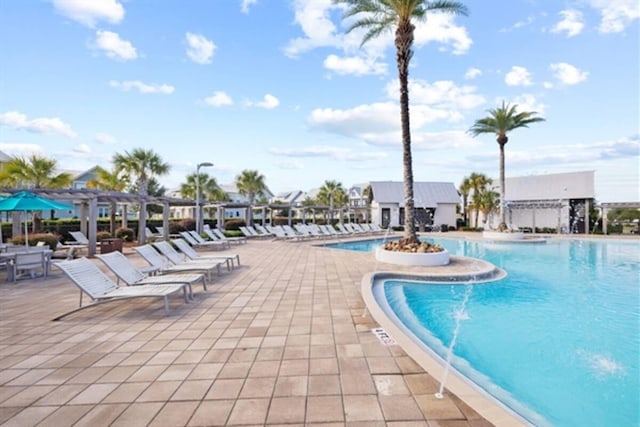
[397,21,417,243]
[498,141,506,229]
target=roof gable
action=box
[370,181,459,207]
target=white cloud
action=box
[274,159,304,170]
[241,0,258,14]
[185,33,215,64]
[412,130,479,150]
[549,62,589,85]
[413,13,472,55]
[499,15,536,32]
[204,91,233,107]
[505,66,533,86]
[52,0,124,28]
[94,30,137,61]
[247,94,280,109]
[94,132,117,144]
[73,143,91,154]
[0,143,44,156]
[270,145,387,161]
[0,111,78,138]
[323,54,387,76]
[464,67,482,80]
[109,80,175,94]
[551,10,585,37]
[402,80,485,110]
[284,0,471,61]
[508,94,547,116]
[590,0,640,33]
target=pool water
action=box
[333,238,640,426]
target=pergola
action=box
[1,188,195,256]
[504,199,566,233]
[598,202,640,234]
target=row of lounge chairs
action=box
[239,223,386,241]
[53,236,241,320]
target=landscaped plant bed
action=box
[375,240,450,266]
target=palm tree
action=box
[336,0,469,243]
[112,148,170,197]
[0,154,73,232]
[458,176,473,226]
[476,188,500,228]
[469,101,545,230]
[467,172,492,227]
[87,166,130,236]
[112,148,170,241]
[235,170,266,226]
[181,173,228,225]
[317,180,346,224]
[0,154,73,189]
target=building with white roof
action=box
[368,181,460,229]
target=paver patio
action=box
[0,235,493,426]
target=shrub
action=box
[224,218,245,230]
[96,231,112,241]
[115,227,135,242]
[179,218,195,231]
[10,232,60,250]
[169,221,187,234]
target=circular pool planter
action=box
[482,231,525,241]
[375,246,450,266]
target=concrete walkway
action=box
[0,235,493,426]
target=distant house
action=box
[271,190,304,205]
[368,181,460,228]
[497,170,595,233]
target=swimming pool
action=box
[335,237,639,426]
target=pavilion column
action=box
[162,201,170,239]
[12,212,21,238]
[88,197,98,256]
[532,208,536,233]
[602,207,608,234]
[79,202,89,237]
[121,204,128,228]
[584,199,590,235]
[287,206,292,226]
[138,201,147,244]
[217,206,224,230]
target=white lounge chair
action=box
[133,244,220,281]
[67,231,90,245]
[172,238,240,268]
[152,240,230,273]
[206,227,246,245]
[53,257,189,320]
[96,251,207,298]
[253,224,274,237]
[180,231,228,250]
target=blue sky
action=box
[0,0,638,202]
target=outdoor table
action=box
[0,249,53,282]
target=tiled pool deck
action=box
[0,233,502,427]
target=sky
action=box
[0,0,638,202]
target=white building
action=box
[368,181,460,229]
[496,170,595,233]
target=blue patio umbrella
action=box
[0,191,74,247]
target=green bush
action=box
[10,232,60,250]
[115,227,135,242]
[224,218,246,230]
[96,231,112,241]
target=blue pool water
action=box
[328,238,640,427]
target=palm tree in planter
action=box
[336,0,469,247]
[469,101,545,231]
[235,169,267,226]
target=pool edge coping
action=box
[361,264,534,427]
